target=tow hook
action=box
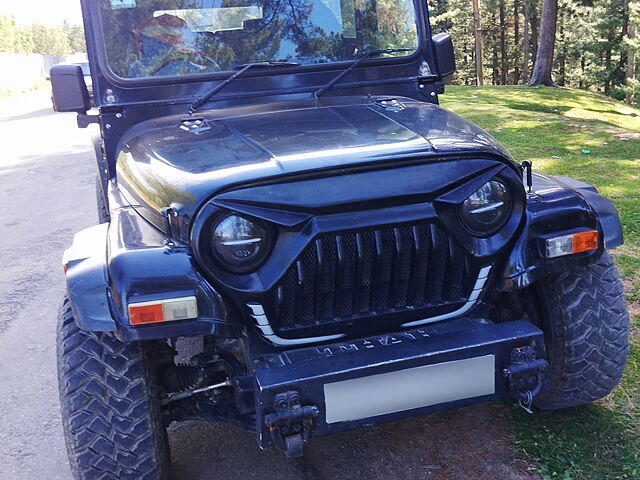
[503,345,548,414]
[264,390,319,458]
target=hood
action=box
[116,96,516,232]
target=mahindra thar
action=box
[50,0,629,478]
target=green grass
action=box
[0,79,49,98]
[442,86,640,480]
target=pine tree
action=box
[529,0,558,86]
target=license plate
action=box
[323,355,495,423]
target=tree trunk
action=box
[493,24,499,85]
[522,0,531,83]
[500,0,507,84]
[529,0,558,86]
[605,48,612,94]
[472,0,484,86]
[436,0,450,29]
[531,2,539,62]
[463,43,470,85]
[558,5,565,86]
[514,0,521,83]
[627,32,636,103]
[626,0,637,104]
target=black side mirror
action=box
[432,32,456,78]
[50,65,91,113]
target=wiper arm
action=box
[314,48,414,98]
[190,61,299,113]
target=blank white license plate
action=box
[323,355,495,424]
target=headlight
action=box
[211,214,270,272]
[459,180,512,236]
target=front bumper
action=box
[253,317,545,454]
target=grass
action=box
[0,79,49,98]
[441,86,640,480]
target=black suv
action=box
[51,0,629,478]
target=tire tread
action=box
[57,297,170,480]
[535,253,629,409]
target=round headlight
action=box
[211,214,270,272]
[459,180,512,236]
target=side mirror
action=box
[432,32,456,78]
[50,64,91,113]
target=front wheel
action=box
[57,297,170,479]
[533,252,629,410]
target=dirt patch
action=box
[627,299,640,320]
[169,403,541,480]
[620,276,640,313]
[602,128,640,139]
[566,124,640,139]
[619,276,640,346]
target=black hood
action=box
[116,96,516,231]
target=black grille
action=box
[273,223,473,333]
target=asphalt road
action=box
[0,90,538,480]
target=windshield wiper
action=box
[314,48,414,98]
[190,61,299,113]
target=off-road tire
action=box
[534,252,629,410]
[57,297,170,480]
[96,174,110,223]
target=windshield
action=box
[98,0,419,79]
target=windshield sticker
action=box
[111,0,136,9]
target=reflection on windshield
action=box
[99,0,418,78]
[153,7,264,33]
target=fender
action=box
[498,173,623,290]
[63,223,114,331]
[552,175,623,249]
[63,182,238,342]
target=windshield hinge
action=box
[373,97,406,112]
[77,113,99,129]
[179,117,211,134]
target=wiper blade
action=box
[190,61,299,113]
[314,48,414,98]
[234,61,300,69]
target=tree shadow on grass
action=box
[502,102,571,115]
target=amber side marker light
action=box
[128,296,198,325]
[545,230,599,258]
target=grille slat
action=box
[373,229,394,311]
[335,234,356,317]
[299,248,316,322]
[428,223,447,303]
[391,227,412,307]
[312,240,324,321]
[319,238,337,320]
[447,236,465,300]
[273,222,473,333]
[354,231,374,313]
[407,224,429,307]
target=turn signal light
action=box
[128,296,198,325]
[545,230,598,258]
